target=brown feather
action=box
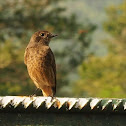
[24,30,57,96]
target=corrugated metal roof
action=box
[0,96,126,113]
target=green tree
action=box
[73,55,126,98]
[0,0,95,96]
[73,1,126,98]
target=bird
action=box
[24,30,57,97]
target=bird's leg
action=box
[51,96,56,102]
[29,88,40,97]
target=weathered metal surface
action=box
[0,96,126,126]
[0,112,126,126]
[0,96,126,113]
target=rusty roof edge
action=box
[0,96,126,113]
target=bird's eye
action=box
[40,33,45,36]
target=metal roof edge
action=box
[0,96,125,113]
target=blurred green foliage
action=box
[0,0,125,98]
[74,0,126,98]
[73,55,126,98]
[0,0,95,96]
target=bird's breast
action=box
[27,49,46,68]
[26,48,48,87]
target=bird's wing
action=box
[24,48,28,65]
[41,48,56,93]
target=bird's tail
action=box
[42,86,56,97]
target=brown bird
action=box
[24,30,57,97]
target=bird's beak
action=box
[51,34,58,38]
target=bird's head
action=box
[30,30,57,46]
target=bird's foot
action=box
[29,94,36,97]
[50,96,56,102]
